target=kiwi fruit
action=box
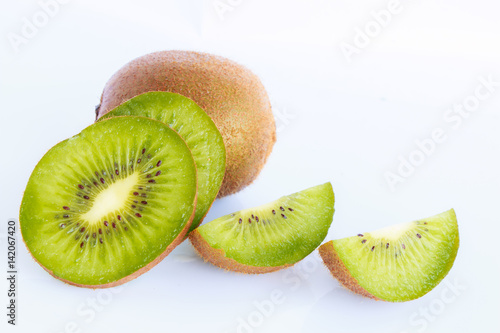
[20,116,197,288]
[319,209,459,302]
[189,183,335,273]
[99,92,225,232]
[96,50,276,198]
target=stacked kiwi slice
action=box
[21,50,459,302]
[21,90,228,287]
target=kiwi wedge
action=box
[190,183,335,273]
[20,116,197,288]
[96,50,276,198]
[319,209,459,302]
[99,92,226,232]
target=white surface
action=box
[1,0,499,332]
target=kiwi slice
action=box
[319,209,459,302]
[20,116,197,288]
[189,183,335,273]
[99,92,225,232]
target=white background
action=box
[1,0,499,332]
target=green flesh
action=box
[197,183,334,267]
[20,117,197,286]
[333,209,459,302]
[99,92,226,232]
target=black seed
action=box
[83,195,90,200]
[80,227,85,232]
[157,160,162,167]
[386,243,389,249]
[93,181,98,186]
[280,206,285,211]
[402,244,406,249]
[142,148,146,154]
[115,169,119,175]
[371,246,375,251]
[137,159,141,164]
[146,174,152,178]
[92,233,96,238]
[117,215,121,221]
[281,214,287,219]
[424,222,428,225]
[63,206,70,210]
[272,210,276,215]
[155,171,161,176]
[78,184,84,189]
[80,242,84,248]
[95,171,99,177]
[85,234,89,240]
[100,178,105,184]
[104,221,108,227]
[256,216,259,222]
[362,239,367,244]
[238,218,242,224]
[133,192,139,196]
[148,179,156,183]
[141,201,147,205]
[251,214,255,219]
[112,223,116,228]
[132,205,136,208]
[288,208,294,211]
[60,224,66,228]
[248,218,251,223]
[99,229,102,234]
[357,234,364,237]
[99,238,103,244]
[136,213,142,218]
[417,233,422,239]
[63,214,69,218]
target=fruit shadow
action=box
[301,286,413,333]
[159,240,288,298]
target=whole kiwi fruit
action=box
[96,50,276,198]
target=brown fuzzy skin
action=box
[26,194,197,289]
[189,229,291,274]
[318,241,382,301]
[96,50,276,198]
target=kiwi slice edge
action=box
[99,91,226,232]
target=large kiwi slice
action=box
[20,116,197,288]
[319,209,459,302]
[189,183,335,273]
[99,92,225,232]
